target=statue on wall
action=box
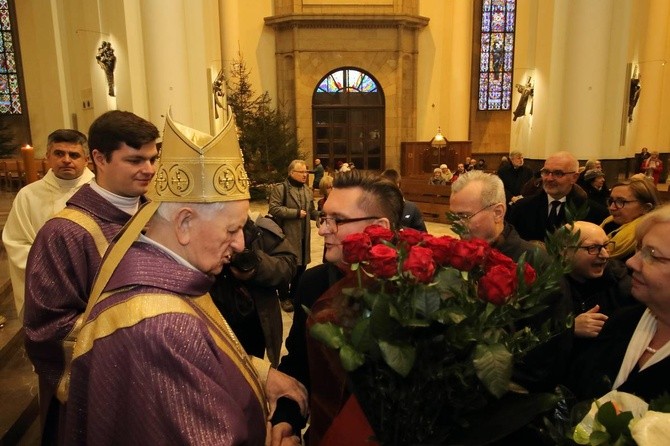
[513,77,534,121]
[212,69,227,119]
[628,66,641,123]
[96,41,116,97]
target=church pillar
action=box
[632,0,670,151]
[445,0,472,141]
[140,0,220,132]
[140,0,193,127]
[521,0,632,160]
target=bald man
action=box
[506,151,608,242]
[564,221,637,338]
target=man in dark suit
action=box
[506,151,608,242]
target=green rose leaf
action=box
[309,322,345,349]
[472,343,512,398]
[379,340,416,377]
[434,267,462,294]
[595,402,634,443]
[339,344,365,371]
[370,297,393,338]
[411,287,441,317]
[351,317,372,351]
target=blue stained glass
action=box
[478,0,516,111]
[0,2,24,114]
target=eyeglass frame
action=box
[636,244,670,264]
[317,213,381,234]
[569,240,616,255]
[607,197,640,209]
[452,202,498,223]
[539,169,577,179]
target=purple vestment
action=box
[23,184,141,440]
[65,241,266,445]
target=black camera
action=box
[229,249,260,273]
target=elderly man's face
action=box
[289,162,308,184]
[186,200,249,276]
[511,154,524,168]
[541,155,578,199]
[449,181,501,243]
[569,224,610,282]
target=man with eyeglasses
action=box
[450,171,572,398]
[269,159,319,312]
[564,221,637,341]
[506,151,608,242]
[271,170,404,445]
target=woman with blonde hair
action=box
[568,204,670,402]
[601,178,660,260]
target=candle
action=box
[21,144,38,184]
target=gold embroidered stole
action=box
[73,291,268,416]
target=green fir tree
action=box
[226,54,301,197]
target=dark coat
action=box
[268,179,319,265]
[497,164,534,203]
[566,305,670,402]
[401,200,427,232]
[505,188,609,242]
[211,215,298,366]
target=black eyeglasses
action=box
[637,245,670,264]
[539,169,576,178]
[570,241,616,255]
[607,197,639,209]
[317,214,381,234]
[452,203,498,222]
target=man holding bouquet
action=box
[271,171,404,445]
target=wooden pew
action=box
[400,177,451,223]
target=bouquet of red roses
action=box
[310,225,568,445]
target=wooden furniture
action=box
[400,140,472,177]
[400,177,451,224]
[0,159,24,190]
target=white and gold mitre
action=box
[151,109,250,202]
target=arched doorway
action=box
[312,67,385,172]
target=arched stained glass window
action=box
[317,68,378,94]
[478,0,516,111]
[0,0,22,114]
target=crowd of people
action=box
[3,115,669,444]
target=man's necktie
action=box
[547,200,562,230]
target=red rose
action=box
[342,233,372,264]
[479,264,517,305]
[421,233,435,243]
[398,228,424,247]
[486,249,517,271]
[367,244,399,279]
[449,239,490,271]
[523,263,537,286]
[424,236,457,266]
[364,225,395,245]
[402,246,436,283]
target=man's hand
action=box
[270,422,301,446]
[265,368,308,418]
[575,305,608,338]
[299,210,307,218]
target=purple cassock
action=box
[64,241,267,445]
[24,184,140,439]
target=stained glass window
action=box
[316,69,378,94]
[478,0,515,111]
[0,0,21,114]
